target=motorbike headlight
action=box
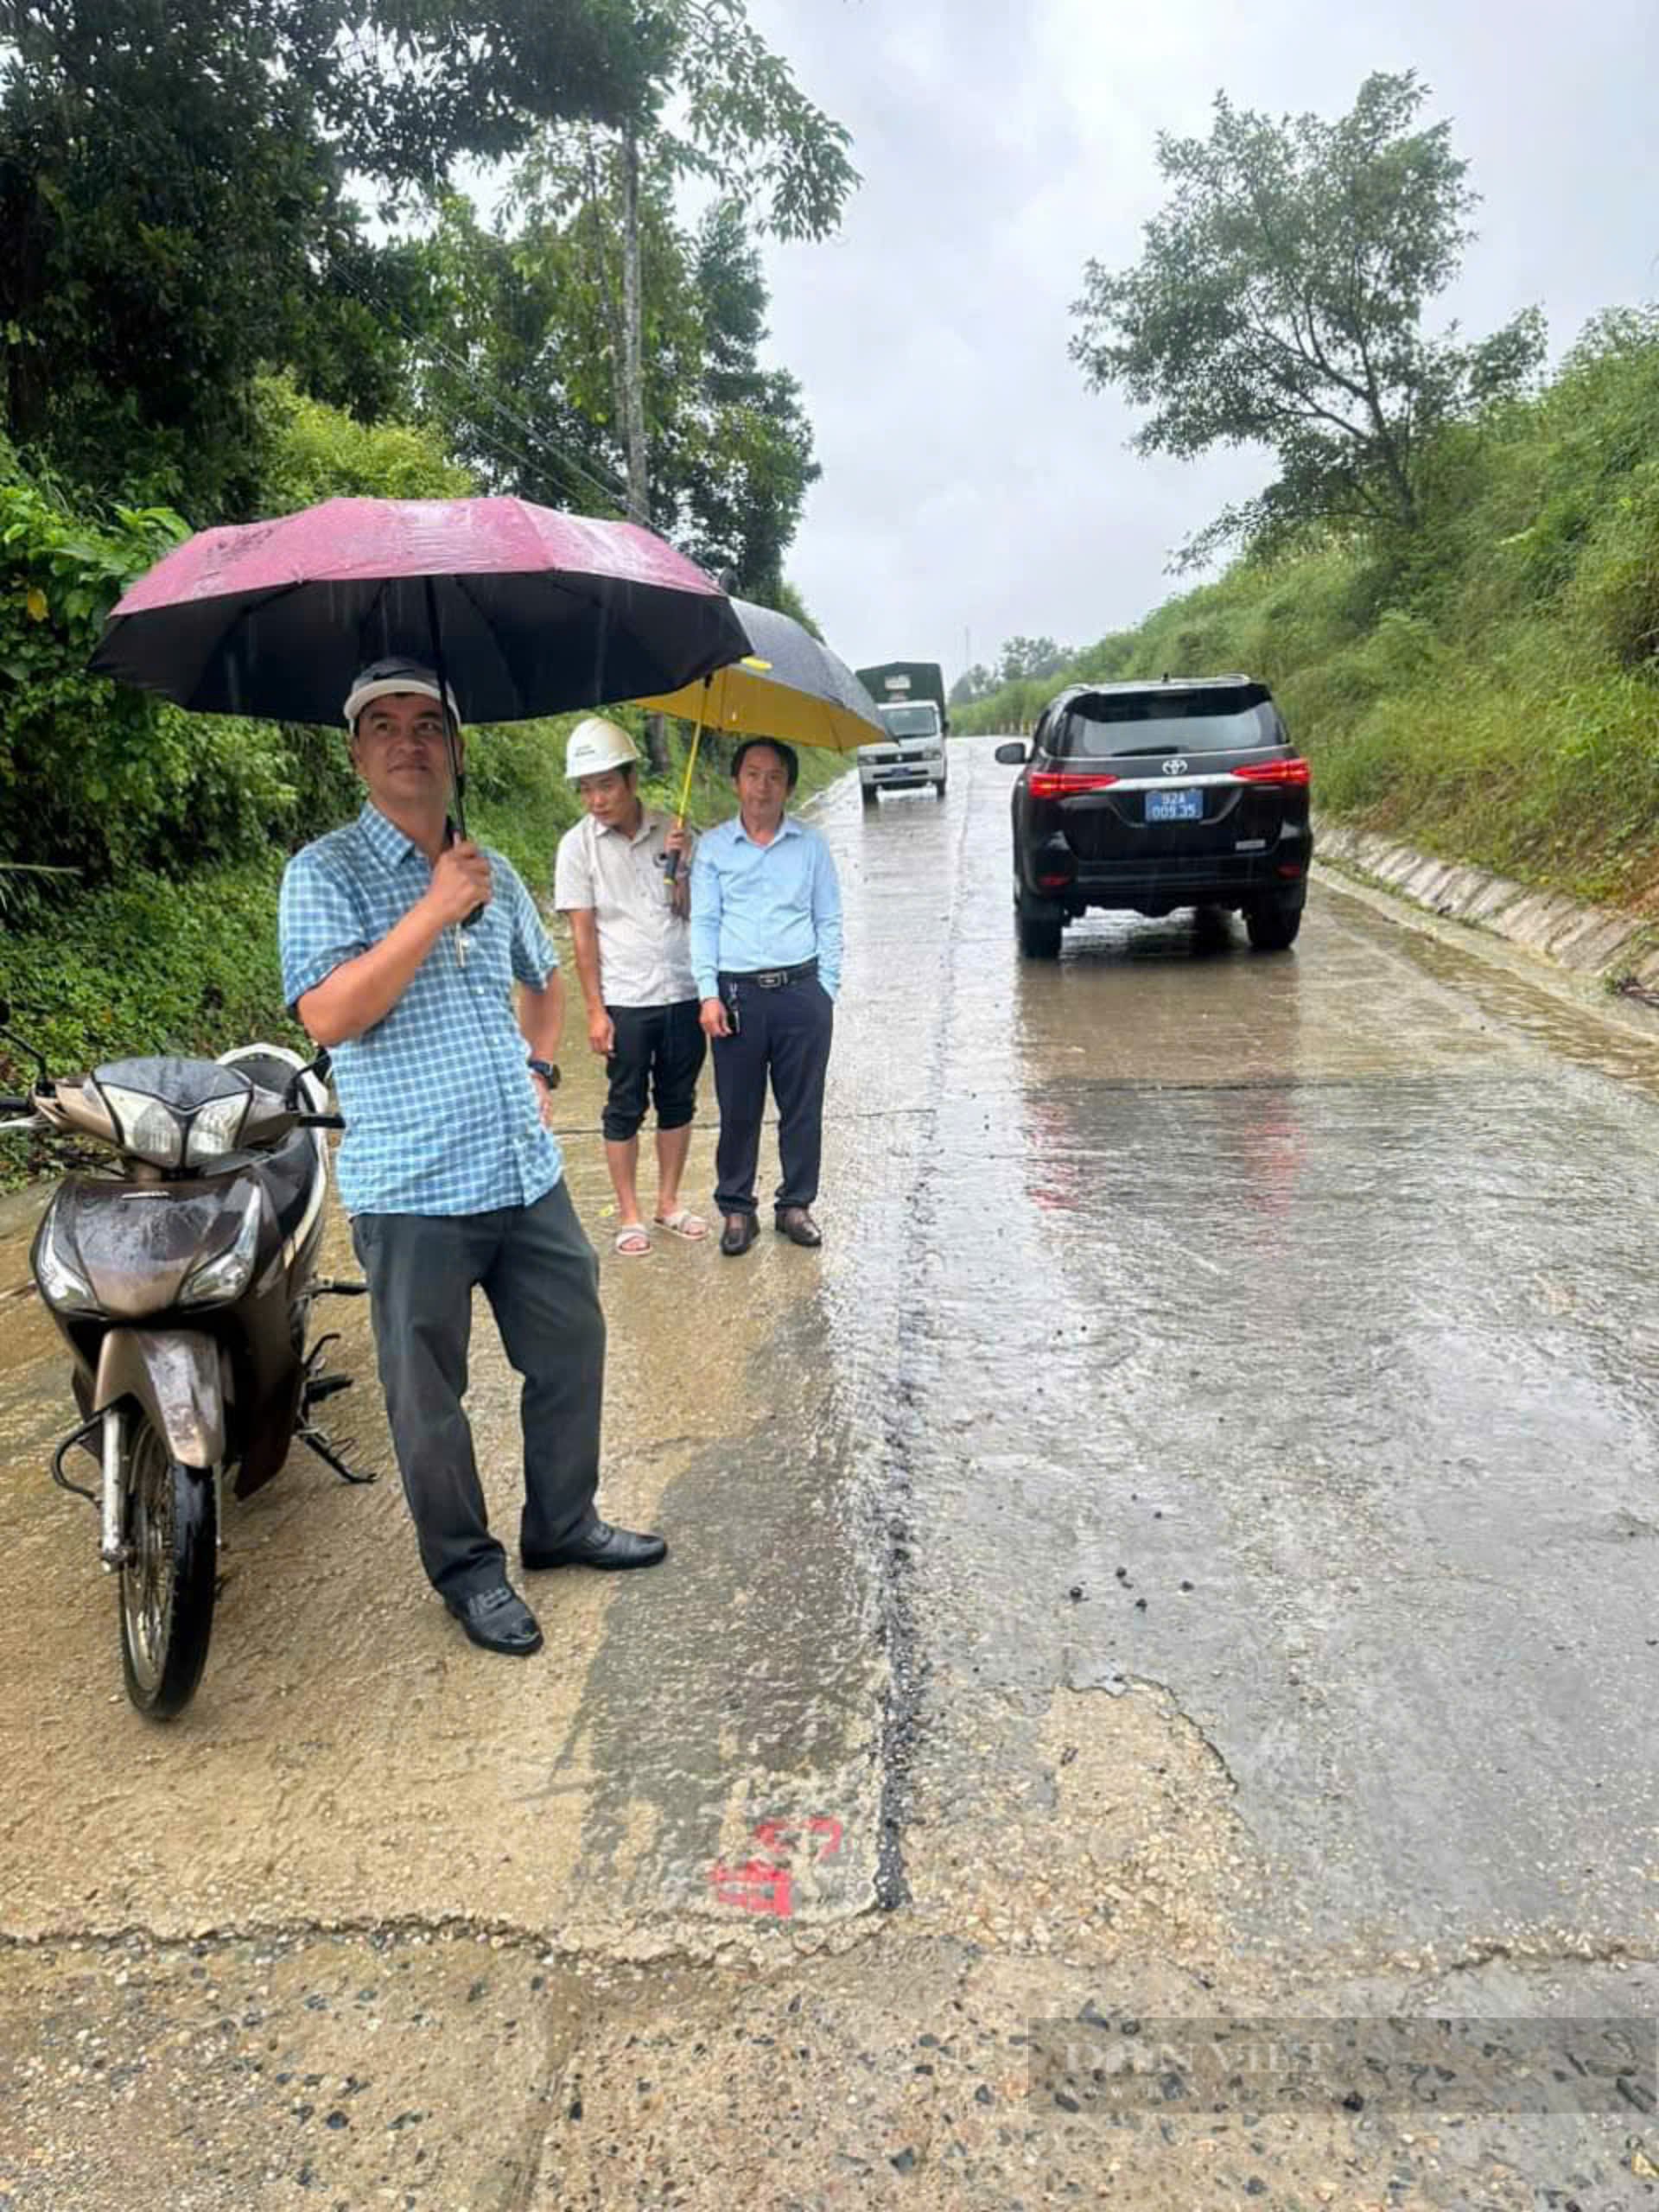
[187,1090,251,1168]
[181,1192,263,1308]
[98,1083,184,1170]
[37,1219,99,1313]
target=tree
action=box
[991,637,1071,685]
[543,0,856,526]
[0,0,371,511]
[664,204,818,597]
[1069,71,1545,566]
[0,0,652,512]
[327,0,654,194]
[430,162,820,599]
[251,374,473,512]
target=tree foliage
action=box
[995,635,1072,684]
[950,640,1071,707]
[0,0,675,512]
[0,464,299,880]
[331,0,654,192]
[1070,71,1546,566]
[0,0,844,924]
[0,0,385,512]
[251,376,473,514]
[648,0,855,241]
[419,168,818,599]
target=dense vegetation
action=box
[0,385,842,1175]
[0,1,855,1179]
[957,307,1659,909]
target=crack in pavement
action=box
[0,1905,893,1967]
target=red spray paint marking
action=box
[708,1859,794,1916]
[750,1815,843,1861]
[707,1815,843,1917]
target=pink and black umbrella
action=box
[90,496,747,728]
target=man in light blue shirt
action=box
[690,737,842,1255]
[279,657,666,1660]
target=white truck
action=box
[855,661,950,804]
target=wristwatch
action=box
[527,1058,562,1090]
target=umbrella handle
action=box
[664,682,709,885]
[422,576,483,925]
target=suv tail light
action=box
[1230,757,1311,786]
[1027,768,1121,798]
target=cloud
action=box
[744,0,1659,679]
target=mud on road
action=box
[2,741,1656,2208]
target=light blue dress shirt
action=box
[279,802,563,1217]
[689,813,843,1001]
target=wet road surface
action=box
[1,736,1656,2207]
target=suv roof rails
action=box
[1049,671,1262,704]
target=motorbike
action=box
[0,1007,376,1719]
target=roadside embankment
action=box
[1317,814,1659,1005]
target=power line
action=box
[332,254,645,523]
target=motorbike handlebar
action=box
[0,1096,35,1116]
[297,1113,346,1130]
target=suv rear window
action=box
[1059,684,1283,758]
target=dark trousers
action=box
[710,972,834,1217]
[603,997,707,1142]
[350,1180,604,1599]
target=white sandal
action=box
[654,1207,709,1242]
[613,1222,653,1256]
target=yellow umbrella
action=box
[633,595,883,874]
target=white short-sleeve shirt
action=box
[553,806,699,1009]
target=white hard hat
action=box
[564,716,640,779]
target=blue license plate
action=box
[1146,788,1204,822]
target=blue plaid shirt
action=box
[279,802,563,1217]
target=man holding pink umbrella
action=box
[92,494,751,1657]
[280,658,668,1656]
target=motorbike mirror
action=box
[0,1006,51,1091]
[283,1046,333,1109]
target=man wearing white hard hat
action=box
[553,715,709,1255]
[278,659,667,1662]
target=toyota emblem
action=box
[1162,757,1189,775]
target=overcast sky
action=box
[741,0,1659,682]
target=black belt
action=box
[720,959,818,989]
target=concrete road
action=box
[1,737,1656,2209]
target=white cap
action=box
[342,657,461,732]
[565,715,640,778]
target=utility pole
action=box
[620,124,649,532]
[619,122,669,774]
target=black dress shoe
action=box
[523,1518,668,1572]
[720,1211,759,1256]
[774,1205,823,1248]
[445,1581,543,1656]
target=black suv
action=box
[995,675,1311,958]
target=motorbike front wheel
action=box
[119,1417,218,1719]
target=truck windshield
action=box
[880,703,940,738]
